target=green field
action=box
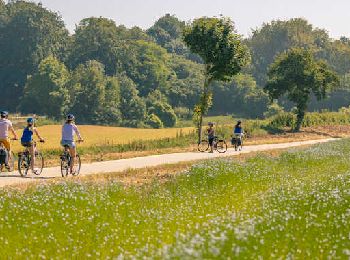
[1,139,350,258]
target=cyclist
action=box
[61,114,83,174]
[207,122,215,153]
[20,118,45,174]
[233,120,244,146]
[0,111,18,169]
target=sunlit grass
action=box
[1,139,350,258]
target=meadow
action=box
[1,139,350,258]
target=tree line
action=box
[0,1,348,127]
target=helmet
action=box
[0,111,8,118]
[27,118,35,124]
[237,120,242,124]
[208,122,214,126]
[66,114,75,121]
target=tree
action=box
[183,17,250,142]
[0,1,69,110]
[67,17,122,76]
[248,18,330,86]
[69,61,121,124]
[119,75,146,127]
[20,56,70,119]
[265,48,339,131]
[123,40,172,96]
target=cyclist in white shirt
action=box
[0,111,18,169]
[61,114,83,174]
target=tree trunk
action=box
[196,67,212,144]
[295,107,306,132]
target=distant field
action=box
[1,139,350,258]
[12,125,194,153]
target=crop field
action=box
[1,139,350,258]
[11,125,194,153]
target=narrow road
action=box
[0,138,335,188]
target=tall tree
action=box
[68,17,122,76]
[20,56,70,119]
[265,48,339,131]
[248,18,330,86]
[119,75,147,127]
[0,1,69,110]
[69,60,121,124]
[183,17,250,142]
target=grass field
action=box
[1,139,350,258]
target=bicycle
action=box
[198,136,227,153]
[18,140,45,177]
[60,140,82,177]
[0,139,15,173]
[231,133,247,151]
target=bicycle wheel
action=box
[33,152,44,175]
[198,140,209,152]
[72,154,81,176]
[60,155,69,177]
[18,154,29,177]
[216,140,227,153]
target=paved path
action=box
[0,138,335,188]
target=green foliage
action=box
[125,40,172,96]
[69,61,121,124]
[145,113,164,129]
[0,1,69,110]
[119,75,146,127]
[19,56,70,119]
[148,101,177,127]
[264,101,285,118]
[265,48,339,131]
[67,17,122,76]
[184,17,250,82]
[248,18,330,86]
[269,111,350,129]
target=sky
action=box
[30,0,350,39]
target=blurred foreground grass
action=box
[1,139,350,258]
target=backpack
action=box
[0,147,7,165]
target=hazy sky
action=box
[31,0,350,39]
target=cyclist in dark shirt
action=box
[207,122,215,153]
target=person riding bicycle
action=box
[0,111,18,169]
[207,122,215,153]
[20,118,45,174]
[233,120,244,146]
[61,114,83,174]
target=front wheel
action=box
[33,152,44,175]
[216,140,227,153]
[198,140,209,152]
[72,155,81,176]
[60,154,69,178]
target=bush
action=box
[149,102,177,127]
[264,102,285,118]
[269,111,350,129]
[146,114,164,129]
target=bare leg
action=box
[69,146,76,173]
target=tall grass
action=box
[1,139,350,258]
[269,111,350,129]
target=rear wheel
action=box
[216,140,227,153]
[198,140,209,152]
[72,155,81,176]
[18,154,29,177]
[33,152,44,175]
